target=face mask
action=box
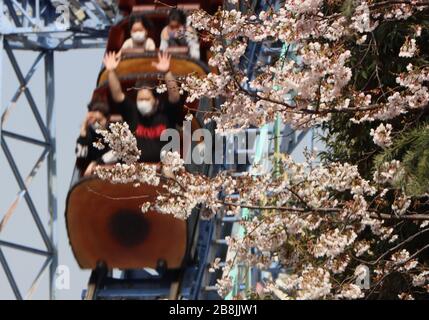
[137,100,154,116]
[131,31,146,43]
[168,31,178,39]
[90,122,102,132]
[169,27,184,39]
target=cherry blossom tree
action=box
[95,1,429,299]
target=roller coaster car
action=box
[108,2,215,61]
[117,0,222,17]
[66,3,219,299]
[67,55,209,267]
[97,50,208,87]
[67,47,211,274]
[66,176,187,270]
[94,50,209,153]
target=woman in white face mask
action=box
[120,14,156,53]
[136,88,158,117]
[104,51,183,162]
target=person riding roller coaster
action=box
[120,14,156,54]
[160,8,200,60]
[103,51,183,163]
[75,101,117,176]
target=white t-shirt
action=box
[121,37,156,51]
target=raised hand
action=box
[103,51,121,71]
[80,112,93,137]
[151,51,171,73]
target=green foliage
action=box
[314,3,429,300]
[340,0,355,17]
[374,123,429,196]
[318,113,375,180]
[319,8,429,180]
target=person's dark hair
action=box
[87,101,109,117]
[129,14,152,32]
[135,78,158,97]
[168,8,187,26]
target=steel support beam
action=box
[45,49,57,300]
[1,0,113,300]
[0,247,22,299]
[0,39,55,300]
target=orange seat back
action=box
[66,177,187,269]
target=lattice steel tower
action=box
[0,0,115,299]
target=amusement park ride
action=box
[0,0,311,300]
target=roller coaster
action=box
[1,0,311,300]
[64,0,228,300]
